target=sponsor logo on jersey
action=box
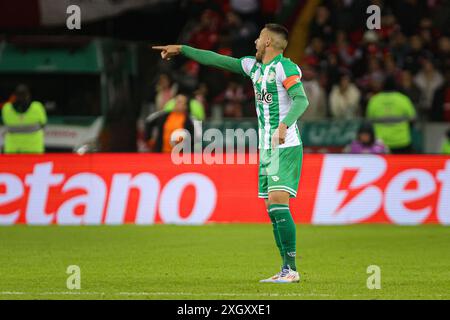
[271,175,280,182]
[256,89,273,104]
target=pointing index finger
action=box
[152,46,166,51]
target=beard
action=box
[255,47,265,62]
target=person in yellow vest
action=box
[1,85,47,154]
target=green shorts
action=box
[258,145,303,199]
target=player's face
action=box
[255,29,269,62]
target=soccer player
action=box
[153,24,309,283]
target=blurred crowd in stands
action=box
[304,0,450,123]
[148,0,450,124]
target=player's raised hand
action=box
[152,45,182,60]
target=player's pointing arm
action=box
[152,45,182,60]
[152,45,245,75]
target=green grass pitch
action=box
[0,224,449,300]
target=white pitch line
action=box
[118,292,334,297]
[0,291,104,296]
[0,291,332,297]
[1,291,450,298]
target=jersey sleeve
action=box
[181,45,244,75]
[239,56,257,78]
[277,60,303,97]
[281,93,309,127]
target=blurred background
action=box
[0,0,449,155]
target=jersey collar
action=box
[261,53,283,68]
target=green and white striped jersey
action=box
[239,54,304,149]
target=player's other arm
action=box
[273,85,309,146]
[152,45,245,75]
[272,68,309,146]
[281,83,309,128]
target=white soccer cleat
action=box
[259,271,282,283]
[273,266,300,283]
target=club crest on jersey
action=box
[267,71,276,83]
[256,89,273,104]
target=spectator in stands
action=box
[442,129,450,154]
[389,31,409,68]
[398,70,421,109]
[358,57,385,109]
[304,37,328,69]
[437,36,450,72]
[361,77,384,113]
[215,79,246,118]
[173,61,200,92]
[163,90,205,121]
[309,5,335,45]
[223,11,258,57]
[145,92,195,153]
[188,9,221,51]
[358,56,386,91]
[323,52,341,93]
[366,77,416,154]
[414,57,444,118]
[329,73,361,119]
[155,73,177,111]
[344,122,389,154]
[352,31,383,78]
[404,35,428,74]
[301,65,327,120]
[230,0,259,20]
[384,54,402,83]
[377,13,399,42]
[331,31,359,68]
[417,17,436,50]
[194,83,209,115]
[431,69,450,122]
